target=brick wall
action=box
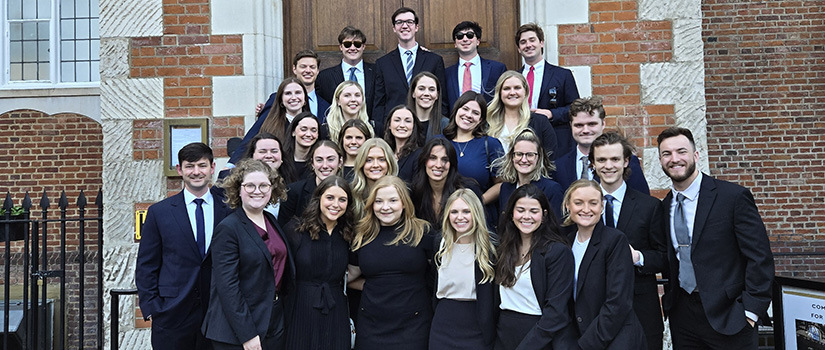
[702,1,825,280]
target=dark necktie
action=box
[404,50,413,84]
[348,67,357,83]
[674,193,696,293]
[580,156,589,179]
[604,194,615,228]
[194,198,206,258]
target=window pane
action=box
[62,62,75,82]
[38,21,49,39]
[76,40,90,60]
[60,0,74,17]
[23,63,37,80]
[38,63,50,80]
[61,40,75,60]
[10,42,23,63]
[23,22,38,40]
[38,40,50,61]
[11,64,23,81]
[90,18,99,38]
[91,61,100,81]
[76,19,90,39]
[77,0,89,17]
[22,0,36,19]
[91,39,100,58]
[10,23,23,41]
[8,0,23,19]
[61,19,75,39]
[76,62,90,81]
[37,0,50,19]
[90,0,99,18]
[23,41,37,62]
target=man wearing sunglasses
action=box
[445,21,506,110]
[373,6,447,137]
[317,26,377,120]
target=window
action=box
[3,0,100,87]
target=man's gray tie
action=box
[580,156,589,179]
[674,193,696,293]
[404,50,413,84]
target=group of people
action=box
[135,6,775,350]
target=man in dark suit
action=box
[552,96,650,194]
[136,143,231,350]
[516,23,580,156]
[256,50,330,123]
[444,21,507,110]
[373,7,447,137]
[316,26,376,120]
[591,132,667,349]
[657,127,774,348]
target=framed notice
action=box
[773,276,825,350]
[163,119,209,177]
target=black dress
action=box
[351,224,434,350]
[283,224,351,350]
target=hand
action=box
[243,335,262,350]
[531,108,553,120]
[629,244,641,264]
[747,317,755,328]
[255,103,264,115]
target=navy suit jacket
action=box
[316,61,376,119]
[552,149,650,195]
[660,174,774,334]
[445,57,507,110]
[569,223,647,349]
[135,188,231,328]
[373,47,447,137]
[523,62,580,156]
[202,208,296,344]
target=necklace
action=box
[455,140,470,157]
[457,242,473,253]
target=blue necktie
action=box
[194,198,206,258]
[348,67,358,83]
[674,193,696,293]
[404,50,413,84]
[604,194,615,228]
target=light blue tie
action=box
[404,50,413,84]
[348,67,357,83]
[674,193,696,293]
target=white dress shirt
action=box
[572,235,590,300]
[399,43,419,81]
[521,61,545,109]
[341,60,366,90]
[307,89,319,117]
[457,54,482,94]
[499,263,542,315]
[576,147,594,180]
[183,189,215,253]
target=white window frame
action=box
[0,0,100,91]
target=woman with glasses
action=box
[278,140,344,227]
[486,71,557,157]
[203,159,293,350]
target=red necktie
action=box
[462,62,473,93]
[527,65,535,106]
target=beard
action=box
[662,159,697,183]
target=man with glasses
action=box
[445,21,506,109]
[373,6,447,137]
[317,26,377,119]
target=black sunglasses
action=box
[454,32,476,40]
[342,41,363,49]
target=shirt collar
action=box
[601,181,627,203]
[307,89,316,101]
[576,147,588,162]
[342,60,364,72]
[399,43,419,55]
[459,54,481,67]
[672,172,702,201]
[183,188,213,206]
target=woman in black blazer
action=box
[383,105,423,184]
[562,179,646,349]
[202,159,294,350]
[495,184,577,350]
[278,140,344,227]
[430,188,497,350]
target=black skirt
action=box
[495,310,540,350]
[429,299,489,350]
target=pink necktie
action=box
[462,62,473,93]
[527,65,535,106]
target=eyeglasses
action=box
[394,19,416,27]
[513,152,538,160]
[342,41,363,49]
[454,32,476,40]
[242,183,272,193]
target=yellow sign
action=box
[135,210,147,241]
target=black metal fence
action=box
[0,190,103,350]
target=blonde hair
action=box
[487,71,532,147]
[436,189,496,283]
[561,179,603,226]
[327,81,373,142]
[492,129,554,183]
[351,176,430,251]
[350,138,399,215]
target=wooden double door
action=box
[284,0,521,72]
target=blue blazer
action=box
[522,62,580,156]
[316,61,376,119]
[135,188,231,328]
[444,57,507,110]
[552,149,650,195]
[569,223,647,349]
[373,47,447,137]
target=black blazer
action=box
[373,47,447,137]
[569,223,646,349]
[527,112,558,160]
[201,209,296,345]
[516,241,578,349]
[444,57,507,109]
[278,178,317,227]
[316,61,376,119]
[135,188,231,328]
[522,62,580,156]
[660,174,774,334]
[552,149,650,195]
[432,235,498,347]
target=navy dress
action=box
[284,224,350,350]
[443,136,505,191]
[351,224,435,350]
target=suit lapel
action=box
[480,58,491,88]
[364,63,375,97]
[539,62,555,100]
[616,188,636,233]
[389,49,408,88]
[332,64,345,82]
[237,210,274,264]
[575,224,602,300]
[412,48,426,81]
[691,175,717,249]
[530,248,546,302]
[170,192,202,259]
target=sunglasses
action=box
[454,32,476,40]
[342,41,363,49]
